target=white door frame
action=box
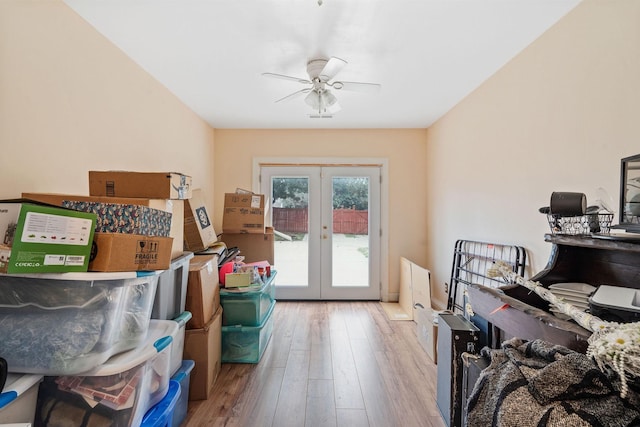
[253,157,389,301]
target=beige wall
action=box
[0,1,214,199]
[426,0,640,306]
[213,129,428,301]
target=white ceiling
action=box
[63,0,581,129]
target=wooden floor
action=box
[184,301,446,427]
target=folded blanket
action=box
[467,338,640,427]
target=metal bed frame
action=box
[446,239,527,314]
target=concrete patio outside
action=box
[273,233,370,287]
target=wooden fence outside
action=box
[273,207,368,235]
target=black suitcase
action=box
[436,314,480,427]
[461,352,490,427]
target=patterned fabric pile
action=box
[467,338,640,427]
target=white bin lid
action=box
[0,270,161,281]
[589,285,640,313]
[82,320,178,376]
[0,373,43,410]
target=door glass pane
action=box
[271,176,309,287]
[332,176,369,287]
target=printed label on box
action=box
[22,212,93,245]
[135,239,161,264]
[251,196,261,209]
[44,254,66,265]
[65,255,87,266]
[196,206,211,228]
[177,175,191,199]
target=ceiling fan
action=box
[263,57,381,116]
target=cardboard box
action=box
[220,226,274,264]
[184,306,222,401]
[184,189,217,252]
[416,306,438,363]
[22,193,185,260]
[61,201,172,237]
[89,171,192,200]
[222,193,265,234]
[186,254,220,329]
[393,257,435,321]
[0,201,96,274]
[411,259,432,319]
[89,232,173,272]
[224,271,252,288]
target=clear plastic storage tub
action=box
[221,300,275,363]
[0,271,160,375]
[152,252,194,320]
[35,320,177,427]
[220,272,276,326]
[0,372,43,424]
[170,311,192,376]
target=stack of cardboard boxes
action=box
[183,254,223,401]
[23,171,192,271]
[220,191,274,265]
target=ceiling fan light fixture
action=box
[304,90,338,114]
[323,90,337,107]
[304,91,320,109]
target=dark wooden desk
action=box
[467,234,640,352]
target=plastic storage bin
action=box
[0,372,43,424]
[0,270,159,375]
[221,301,275,363]
[220,271,276,326]
[170,311,192,376]
[589,284,640,322]
[170,360,194,426]
[152,252,194,320]
[141,380,181,427]
[35,320,177,427]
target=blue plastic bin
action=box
[220,271,276,326]
[170,359,195,426]
[221,300,275,363]
[141,380,181,427]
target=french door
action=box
[260,165,381,300]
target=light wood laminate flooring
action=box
[184,301,445,427]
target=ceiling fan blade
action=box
[275,88,312,103]
[319,56,347,81]
[332,81,381,94]
[262,72,311,85]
